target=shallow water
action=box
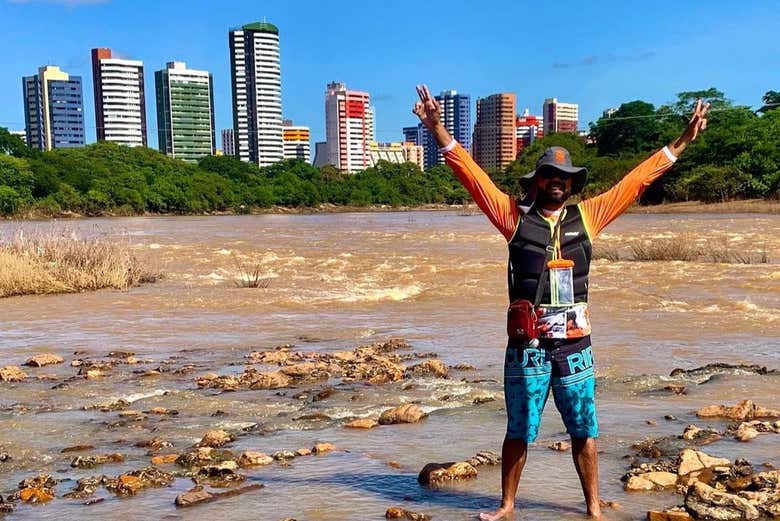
[1,211,779,520]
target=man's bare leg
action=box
[479,438,527,521]
[571,437,602,518]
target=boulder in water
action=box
[696,400,780,421]
[418,461,477,486]
[0,366,27,382]
[24,353,64,367]
[684,481,759,520]
[379,404,427,425]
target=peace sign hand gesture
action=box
[669,98,711,157]
[413,84,442,131]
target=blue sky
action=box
[1,0,777,149]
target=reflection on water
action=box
[0,211,778,520]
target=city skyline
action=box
[1,0,777,152]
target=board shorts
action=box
[503,335,598,442]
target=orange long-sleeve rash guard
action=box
[443,143,677,241]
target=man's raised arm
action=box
[413,85,519,240]
[579,100,711,238]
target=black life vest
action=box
[507,204,592,304]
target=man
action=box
[413,85,709,520]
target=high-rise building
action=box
[423,90,470,168]
[543,97,578,134]
[324,81,374,173]
[515,108,544,155]
[403,124,423,146]
[9,130,27,146]
[312,141,328,167]
[472,93,517,171]
[367,141,424,170]
[221,129,235,156]
[22,65,85,151]
[155,61,215,162]
[282,120,310,162]
[229,21,284,166]
[91,48,147,147]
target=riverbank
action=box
[7,199,780,221]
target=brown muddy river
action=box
[1,211,779,520]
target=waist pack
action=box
[507,299,544,342]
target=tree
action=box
[759,90,780,113]
[590,100,661,156]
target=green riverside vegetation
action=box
[0,88,777,217]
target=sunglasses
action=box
[537,168,572,180]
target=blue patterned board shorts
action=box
[504,335,598,442]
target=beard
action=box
[536,181,571,205]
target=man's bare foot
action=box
[586,506,604,519]
[478,504,514,521]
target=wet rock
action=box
[246,348,291,365]
[548,441,571,452]
[680,425,722,444]
[247,370,292,390]
[0,495,14,513]
[344,418,378,429]
[467,450,501,467]
[105,467,175,496]
[407,360,448,378]
[280,361,329,380]
[670,363,775,379]
[664,384,687,395]
[678,449,732,476]
[625,472,678,491]
[646,508,693,521]
[196,373,240,391]
[273,450,296,461]
[685,481,759,520]
[174,483,263,508]
[696,400,780,421]
[151,454,179,465]
[647,419,658,426]
[379,404,427,425]
[63,475,106,499]
[18,487,54,503]
[198,430,235,448]
[472,395,496,405]
[24,353,64,367]
[135,436,173,450]
[71,453,124,469]
[18,475,58,490]
[146,407,178,416]
[736,422,759,442]
[295,448,312,457]
[451,363,476,371]
[418,461,477,486]
[385,506,431,520]
[0,452,11,462]
[61,444,95,453]
[237,451,273,467]
[0,366,27,382]
[85,398,130,412]
[598,499,621,510]
[665,414,677,421]
[312,443,336,455]
[176,447,236,468]
[195,461,245,487]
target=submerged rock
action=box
[0,366,27,382]
[105,467,174,496]
[312,442,336,455]
[418,461,477,486]
[71,453,124,469]
[378,404,427,425]
[625,472,678,491]
[385,506,431,520]
[696,400,780,421]
[174,483,263,508]
[670,363,775,379]
[15,475,57,504]
[548,441,571,452]
[24,353,64,367]
[63,475,106,499]
[176,447,235,468]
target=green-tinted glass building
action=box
[155,61,215,162]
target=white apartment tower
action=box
[324,81,374,173]
[229,21,284,166]
[91,48,147,147]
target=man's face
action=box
[535,167,572,205]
